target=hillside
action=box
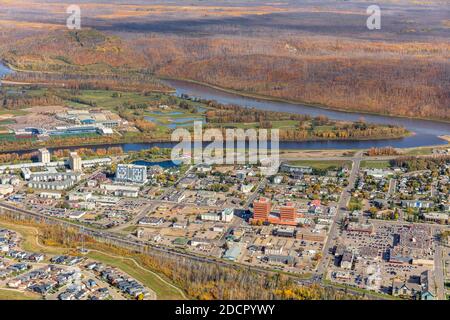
[0,0,449,121]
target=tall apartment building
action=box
[280,202,296,222]
[115,164,147,184]
[253,197,271,221]
[38,148,51,164]
[69,152,82,172]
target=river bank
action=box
[160,76,450,125]
[0,132,414,155]
[162,78,450,149]
[1,62,449,150]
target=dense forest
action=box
[1,89,64,109]
[2,27,449,121]
[4,70,170,93]
[1,0,449,121]
[149,36,449,121]
[391,155,450,172]
[203,101,409,140]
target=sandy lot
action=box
[8,105,68,130]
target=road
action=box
[315,151,363,277]
[434,239,445,300]
[244,179,267,209]
[388,178,396,196]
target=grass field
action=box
[66,90,157,110]
[0,109,28,116]
[0,289,41,300]
[288,160,351,170]
[360,160,392,169]
[322,279,399,300]
[145,111,204,127]
[87,251,185,300]
[0,221,67,255]
[0,133,37,142]
[63,89,203,111]
[403,147,435,156]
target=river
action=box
[0,62,13,86]
[163,79,450,149]
[1,62,449,152]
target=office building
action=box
[280,202,296,222]
[69,152,82,172]
[253,197,271,221]
[115,164,147,184]
[38,148,51,164]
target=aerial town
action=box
[0,0,449,306]
[0,143,449,300]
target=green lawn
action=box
[288,160,351,170]
[314,125,336,132]
[0,109,28,116]
[66,90,156,109]
[360,160,392,169]
[403,147,435,156]
[217,120,298,129]
[0,221,67,255]
[348,197,363,211]
[322,279,400,300]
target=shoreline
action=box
[160,76,450,125]
[0,133,415,155]
[3,60,448,125]
[3,60,449,125]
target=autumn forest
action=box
[0,0,448,121]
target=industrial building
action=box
[200,208,234,222]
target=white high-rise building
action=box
[69,152,82,172]
[38,148,51,164]
[115,164,147,184]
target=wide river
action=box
[163,79,450,150]
[1,62,449,151]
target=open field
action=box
[287,160,351,170]
[0,289,41,300]
[360,160,392,169]
[0,221,67,255]
[86,251,186,300]
[280,149,356,158]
